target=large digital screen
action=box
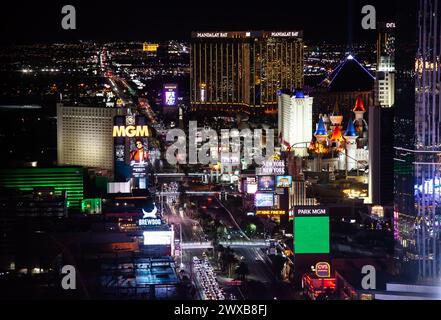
[294,207,330,254]
[255,193,274,208]
[114,115,150,183]
[143,231,174,246]
[165,91,176,106]
[163,84,178,106]
[258,176,275,191]
[243,177,258,194]
[276,176,292,188]
[130,138,149,178]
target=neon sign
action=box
[315,262,331,278]
[256,210,286,215]
[138,218,162,226]
[113,125,150,137]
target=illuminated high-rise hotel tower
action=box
[376,22,396,108]
[413,0,441,281]
[190,31,304,114]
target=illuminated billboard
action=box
[143,231,174,246]
[276,176,292,188]
[294,207,330,254]
[243,177,257,194]
[256,210,285,216]
[143,42,159,52]
[255,193,274,208]
[258,176,275,191]
[114,115,150,185]
[163,84,178,106]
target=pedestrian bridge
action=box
[154,173,205,177]
[157,191,240,196]
[180,240,270,250]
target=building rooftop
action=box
[320,55,375,92]
[191,31,303,39]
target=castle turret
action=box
[330,125,344,145]
[314,117,328,144]
[330,100,343,130]
[353,95,366,124]
[330,125,345,171]
[344,118,358,171]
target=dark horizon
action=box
[0,0,396,44]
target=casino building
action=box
[190,31,304,115]
[313,54,375,119]
[57,103,124,173]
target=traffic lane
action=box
[167,206,207,242]
[180,248,206,300]
[235,247,277,284]
[203,207,235,229]
[235,247,298,300]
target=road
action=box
[155,160,299,300]
[235,247,298,300]
[183,188,299,300]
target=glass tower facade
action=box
[190,31,304,114]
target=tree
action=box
[216,244,225,269]
[247,223,257,237]
[218,246,237,277]
[235,261,250,281]
[271,255,287,280]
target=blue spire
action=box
[314,117,327,136]
[294,90,305,99]
[344,118,357,137]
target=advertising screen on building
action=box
[294,207,330,254]
[163,84,178,106]
[143,42,159,52]
[244,177,258,194]
[256,210,286,216]
[276,176,292,188]
[114,115,150,184]
[143,231,174,246]
[255,193,274,208]
[258,176,275,191]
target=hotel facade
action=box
[190,31,304,114]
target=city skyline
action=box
[2,0,441,304]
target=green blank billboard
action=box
[294,216,330,254]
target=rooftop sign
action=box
[294,207,329,217]
[191,31,303,39]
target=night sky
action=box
[0,0,396,44]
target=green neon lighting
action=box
[0,167,84,210]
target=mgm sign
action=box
[113,125,150,138]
